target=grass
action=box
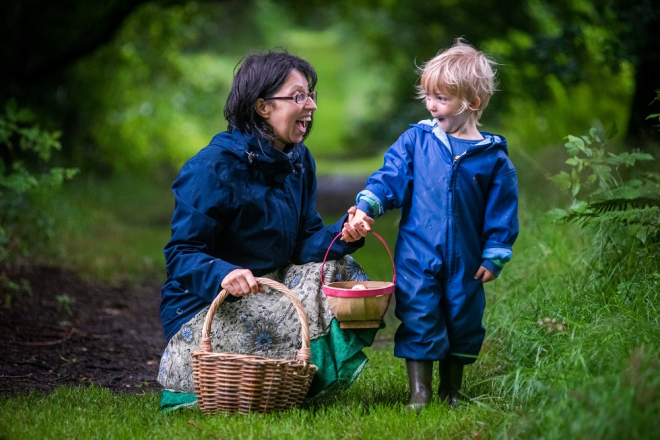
[2,164,659,439]
[0,372,500,440]
[42,170,175,285]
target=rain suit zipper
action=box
[445,149,483,278]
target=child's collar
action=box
[414,119,505,151]
[428,119,451,151]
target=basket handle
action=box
[198,278,312,367]
[321,231,396,286]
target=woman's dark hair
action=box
[224,49,317,145]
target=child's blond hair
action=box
[416,38,497,122]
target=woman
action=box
[157,50,375,410]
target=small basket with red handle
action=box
[321,232,396,329]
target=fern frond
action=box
[564,198,660,225]
[589,197,660,214]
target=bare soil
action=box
[0,263,165,396]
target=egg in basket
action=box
[321,232,395,329]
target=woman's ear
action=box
[255,98,270,119]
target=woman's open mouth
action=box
[296,116,312,132]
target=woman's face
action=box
[260,69,317,150]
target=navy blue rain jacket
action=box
[355,121,519,362]
[160,129,362,341]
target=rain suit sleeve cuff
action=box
[355,189,384,218]
[355,200,374,217]
[481,259,504,277]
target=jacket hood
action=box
[208,129,304,184]
[412,119,509,155]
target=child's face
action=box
[425,86,475,137]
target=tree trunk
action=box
[625,14,660,147]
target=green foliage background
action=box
[50,0,641,175]
[1,2,659,438]
[62,1,401,173]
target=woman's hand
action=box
[341,206,374,242]
[221,269,265,296]
[474,266,497,284]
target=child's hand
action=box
[474,266,497,284]
[341,206,374,242]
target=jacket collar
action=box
[412,119,508,155]
[211,129,303,184]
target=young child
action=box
[342,38,519,410]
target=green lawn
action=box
[1,168,658,439]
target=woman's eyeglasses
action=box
[267,91,317,105]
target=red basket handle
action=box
[321,231,396,286]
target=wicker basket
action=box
[192,278,318,414]
[322,232,396,329]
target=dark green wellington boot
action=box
[406,359,434,412]
[438,359,465,408]
[438,360,451,402]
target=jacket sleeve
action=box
[163,157,241,304]
[291,153,364,264]
[481,157,519,276]
[355,130,415,218]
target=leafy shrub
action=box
[548,122,660,267]
[0,100,79,262]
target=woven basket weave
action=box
[192,277,318,414]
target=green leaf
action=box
[0,173,38,193]
[594,164,612,176]
[564,143,579,156]
[566,135,585,151]
[64,168,80,180]
[49,168,66,186]
[645,113,660,120]
[571,182,581,197]
[631,152,654,162]
[550,171,571,190]
[606,121,619,139]
[0,127,11,145]
[545,208,568,222]
[635,225,648,244]
[569,200,588,212]
[15,108,34,123]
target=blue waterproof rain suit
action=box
[160,129,362,341]
[355,120,519,364]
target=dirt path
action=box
[0,264,166,396]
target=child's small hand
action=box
[474,266,497,284]
[341,206,374,242]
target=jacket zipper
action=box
[283,178,299,254]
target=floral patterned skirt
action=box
[157,256,375,399]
